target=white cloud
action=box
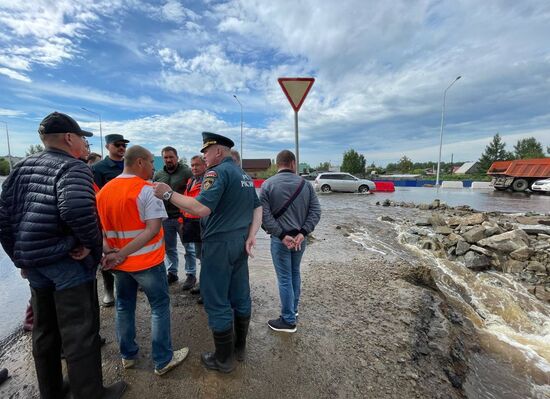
[11,80,177,112]
[0,108,25,117]
[100,109,234,157]
[160,0,199,23]
[155,44,261,94]
[0,1,126,80]
[0,67,31,82]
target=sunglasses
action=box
[113,143,127,148]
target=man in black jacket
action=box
[0,112,126,399]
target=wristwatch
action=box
[162,190,174,201]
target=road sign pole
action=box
[277,77,314,176]
[294,111,299,175]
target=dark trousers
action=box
[200,236,251,332]
[31,281,103,399]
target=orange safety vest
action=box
[182,176,202,219]
[96,176,165,272]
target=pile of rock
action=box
[398,207,550,303]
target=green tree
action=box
[478,133,514,172]
[316,161,331,171]
[513,137,545,159]
[341,149,366,175]
[397,155,413,173]
[0,158,10,176]
[26,144,44,156]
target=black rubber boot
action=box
[0,368,9,385]
[31,287,64,399]
[234,315,250,362]
[101,270,115,307]
[201,328,236,373]
[55,280,125,399]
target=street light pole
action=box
[0,121,13,172]
[233,95,243,167]
[435,75,461,187]
[81,107,104,157]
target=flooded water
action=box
[321,191,550,398]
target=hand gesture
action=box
[153,182,171,199]
[294,233,305,251]
[282,235,295,250]
[101,252,126,270]
[70,245,91,260]
[245,236,256,258]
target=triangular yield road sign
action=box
[278,77,315,112]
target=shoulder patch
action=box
[205,171,218,178]
[202,178,214,191]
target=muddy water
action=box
[323,192,550,398]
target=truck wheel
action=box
[511,179,528,192]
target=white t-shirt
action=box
[116,174,167,221]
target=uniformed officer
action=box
[153,132,262,373]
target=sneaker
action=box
[167,272,179,285]
[295,312,299,318]
[181,274,197,291]
[154,347,189,376]
[267,317,297,333]
[122,358,136,369]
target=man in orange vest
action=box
[96,145,189,376]
[181,155,207,303]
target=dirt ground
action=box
[0,207,477,399]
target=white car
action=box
[531,178,550,193]
[314,172,376,193]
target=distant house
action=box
[242,159,271,178]
[424,168,436,175]
[454,161,479,174]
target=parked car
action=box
[314,172,376,193]
[531,178,550,193]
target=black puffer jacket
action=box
[0,148,102,268]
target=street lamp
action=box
[0,121,13,172]
[233,95,243,167]
[81,107,104,157]
[435,75,461,187]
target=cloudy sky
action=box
[0,0,549,166]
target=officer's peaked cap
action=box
[201,132,235,153]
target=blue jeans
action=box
[113,263,173,370]
[270,237,306,325]
[163,218,196,276]
[25,255,97,290]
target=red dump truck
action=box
[487,158,550,191]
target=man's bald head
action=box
[124,145,152,167]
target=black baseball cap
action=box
[201,132,235,153]
[105,134,130,144]
[38,112,93,137]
